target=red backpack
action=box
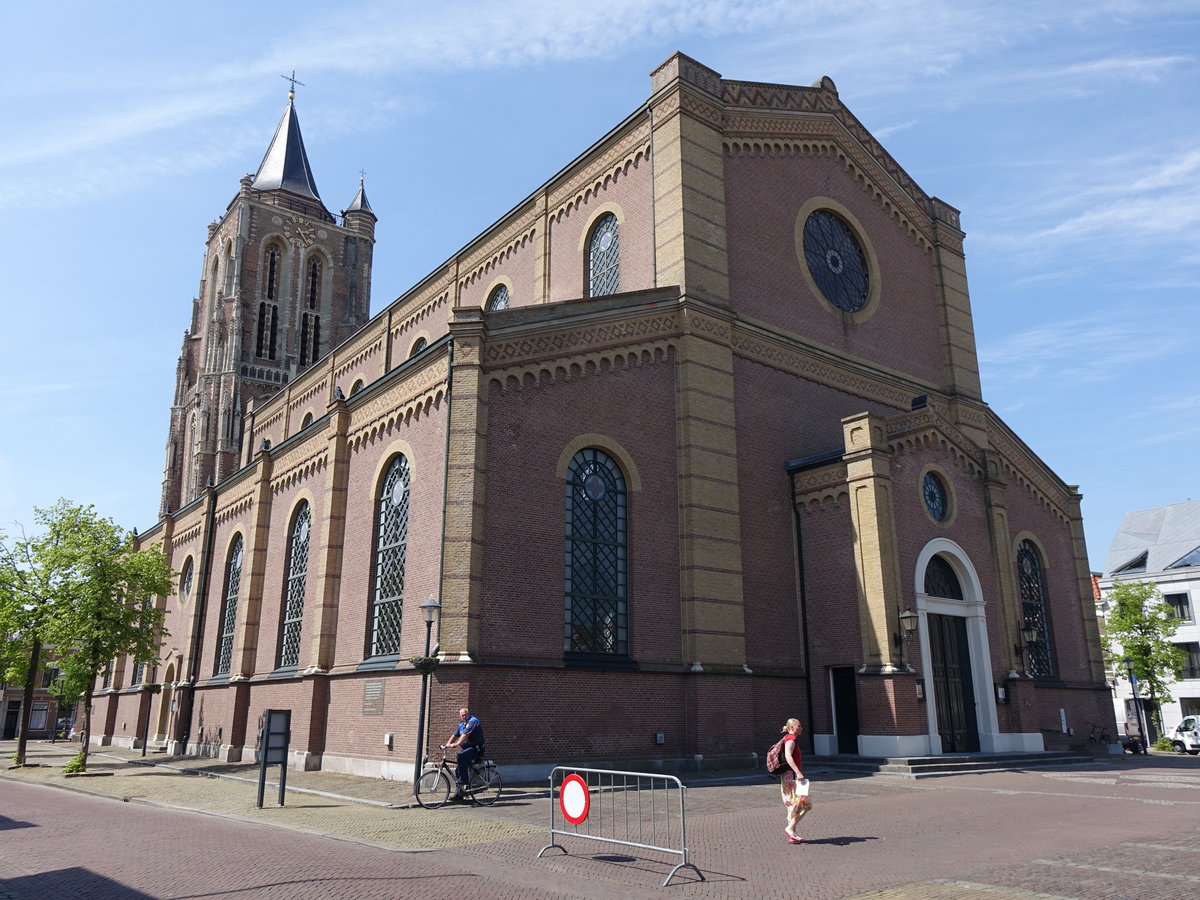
[766,735,789,774]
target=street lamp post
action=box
[413,597,441,789]
[1124,656,1149,754]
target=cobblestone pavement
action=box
[3,740,1200,898]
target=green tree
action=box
[0,501,173,768]
[1102,579,1188,732]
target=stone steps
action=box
[814,751,1095,779]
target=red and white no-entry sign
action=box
[559,773,590,825]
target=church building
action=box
[97,54,1112,780]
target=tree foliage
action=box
[0,501,174,767]
[1102,579,1187,728]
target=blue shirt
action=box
[456,716,484,748]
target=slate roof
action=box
[1103,498,1200,577]
[250,100,323,203]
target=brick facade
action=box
[93,53,1111,779]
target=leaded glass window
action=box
[131,659,144,685]
[923,472,949,521]
[1017,540,1056,677]
[924,554,963,600]
[564,448,628,655]
[587,213,620,298]
[369,456,410,657]
[180,559,193,603]
[411,337,428,357]
[802,209,870,312]
[277,502,311,668]
[487,284,510,311]
[215,536,244,675]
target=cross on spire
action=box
[281,68,305,100]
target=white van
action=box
[1169,715,1200,755]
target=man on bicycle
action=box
[442,707,484,799]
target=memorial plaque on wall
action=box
[363,679,385,715]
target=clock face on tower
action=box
[286,216,315,247]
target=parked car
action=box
[1169,716,1200,755]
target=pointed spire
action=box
[346,173,375,216]
[250,80,323,203]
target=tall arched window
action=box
[215,536,244,675]
[277,502,311,669]
[486,283,510,311]
[369,455,410,657]
[265,244,280,300]
[1017,540,1056,677]
[564,448,628,656]
[587,213,620,298]
[307,257,322,309]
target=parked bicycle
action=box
[1085,721,1112,745]
[415,746,502,808]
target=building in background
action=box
[92,54,1111,779]
[1098,499,1200,739]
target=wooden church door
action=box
[928,613,979,753]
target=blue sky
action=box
[1,0,1197,572]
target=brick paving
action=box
[3,741,1200,898]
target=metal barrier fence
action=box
[537,766,704,887]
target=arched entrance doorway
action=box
[913,540,1000,754]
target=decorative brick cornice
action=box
[459,220,538,290]
[484,310,681,369]
[347,357,450,451]
[723,79,931,215]
[289,376,329,414]
[392,290,449,339]
[885,407,985,478]
[270,448,328,495]
[984,416,1074,524]
[214,490,255,527]
[333,328,386,381]
[724,128,932,250]
[549,125,651,222]
[793,464,850,509]
[731,323,913,410]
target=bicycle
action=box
[414,746,502,809]
[1085,721,1112,745]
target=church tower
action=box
[160,86,377,516]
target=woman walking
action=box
[779,718,811,844]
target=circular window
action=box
[802,210,870,312]
[923,472,949,522]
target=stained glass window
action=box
[587,213,620,298]
[564,448,628,655]
[802,209,869,312]
[923,472,949,521]
[484,285,508,314]
[215,536,244,675]
[1017,540,1056,678]
[369,456,410,657]
[278,502,310,668]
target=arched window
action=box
[1017,540,1056,677]
[180,558,194,605]
[350,379,365,397]
[369,456,410,657]
[564,448,628,656]
[277,501,311,669]
[215,536,244,675]
[257,302,278,359]
[307,257,322,309]
[299,313,320,366]
[486,284,510,311]
[586,213,620,298]
[410,337,428,357]
[265,244,280,300]
[224,241,235,295]
[924,554,963,600]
